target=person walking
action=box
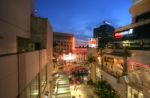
[79,94,81,98]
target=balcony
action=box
[119,68,150,93]
[106,38,150,50]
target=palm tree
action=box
[87,56,96,82]
[123,47,131,75]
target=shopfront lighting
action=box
[63,53,76,61]
[31,90,39,95]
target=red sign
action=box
[88,38,97,48]
[114,33,122,40]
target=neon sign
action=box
[114,29,133,40]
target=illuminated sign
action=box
[88,38,97,48]
[63,53,76,61]
[114,29,133,40]
[114,33,122,39]
[120,29,133,35]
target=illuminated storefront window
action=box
[127,86,144,98]
[103,56,124,77]
[96,66,101,79]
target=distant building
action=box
[93,21,115,48]
[88,38,98,48]
[75,47,87,64]
[31,16,53,61]
[53,32,75,56]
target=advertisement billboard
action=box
[88,38,98,48]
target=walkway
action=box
[70,84,98,98]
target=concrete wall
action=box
[130,0,150,17]
[46,22,53,64]
[19,50,48,92]
[40,50,47,69]
[0,0,33,54]
[25,51,40,85]
[0,55,18,98]
[18,51,40,93]
[46,22,53,98]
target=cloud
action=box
[36,0,132,45]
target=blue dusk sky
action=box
[36,0,132,44]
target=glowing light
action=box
[122,40,130,47]
[114,29,133,40]
[114,33,122,39]
[31,90,39,95]
[97,56,102,64]
[63,53,76,61]
[120,29,133,36]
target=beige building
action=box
[53,32,75,65]
[53,32,75,54]
[0,1,53,98]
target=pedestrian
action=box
[74,85,76,91]
[79,94,81,98]
[74,85,77,91]
[76,86,78,91]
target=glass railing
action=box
[18,74,40,98]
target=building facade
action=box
[0,1,53,98]
[93,21,115,49]
[53,32,75,59]
[75,47,87,64]
[102,0,150,98]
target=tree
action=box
[94,80,118,98]
[88,56,96,63]
[123,47,131,75]
[87,56,97,82]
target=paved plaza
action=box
[70,84,98,98]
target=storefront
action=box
[103,55,124,77]
[127,86,144,98]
